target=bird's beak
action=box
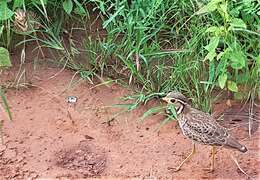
[162,97,168,102]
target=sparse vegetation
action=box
[0,1,259,178]
[0,0,259,121]
[82,0,259,115]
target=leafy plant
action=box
[0,0,258,129]
[80,0,259,121]
[0,47,12,67]
[197,0,259,95]
[0,0,89,49]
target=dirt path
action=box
[0,63,259,179]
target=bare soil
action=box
[0,61,259,179]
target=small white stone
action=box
[66,96,78,103]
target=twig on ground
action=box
[230,154,253,180]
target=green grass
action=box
[0,0,259,126]
[78,0,260,127]
[0,86,12,143]
[83,0,259,107]
[0,87,12,121]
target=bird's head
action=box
[162,91,189,114]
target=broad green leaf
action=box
[216,57,227,76]
[63,0,73,15]
[195,0,222,15]
[73,0,87,15]
[204,37,220,61]
[205,37,220,52]
[206,26,226,36]
[230,18,247,29]
[74,6,85,15]
[229,51,246,69]
[206,26,219,33]
[196,3,217,15]
[0,47,12,67]
[227,81,238,92]
[218,73,227,89]
[0,1,14,20]
[217,51,224,60]
[218,1,230,21]
[204,50,216,61]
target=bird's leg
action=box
[203,146,216,172]
[210,146,216,171]
[173,143,196,172]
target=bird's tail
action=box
[225,135,247,153]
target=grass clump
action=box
[0,0,259,125]
[82,0,259,115]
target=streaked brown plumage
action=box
[162,91,247,172]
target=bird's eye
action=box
[170,99,176,103]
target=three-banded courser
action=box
[162,91,247,172]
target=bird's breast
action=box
[176,115,188,130]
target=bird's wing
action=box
[183,109,228,145]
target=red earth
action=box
[0,57,259,179]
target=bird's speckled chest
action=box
[176,114,190,136]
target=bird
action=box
[162,91,247,172]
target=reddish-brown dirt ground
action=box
[0,59,259,179]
